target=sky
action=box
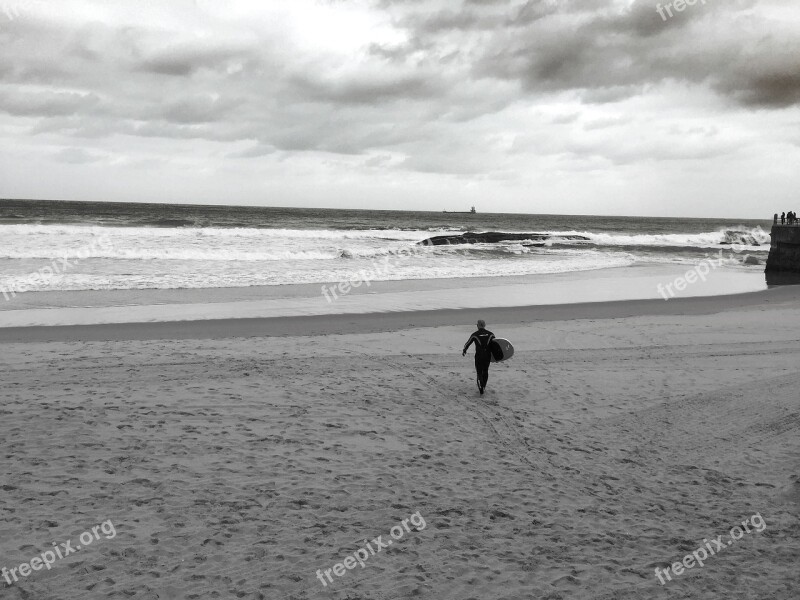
[0,0,799,218]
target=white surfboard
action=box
[490,338,514,363]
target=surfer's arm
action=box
[462,335,476,355]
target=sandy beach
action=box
[1,287,798,600]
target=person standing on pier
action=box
[781,212,786,224]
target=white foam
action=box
[0,224,769,292]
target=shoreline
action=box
[1,283,798,343]
[0,263,769,330]
[0,262,765,310]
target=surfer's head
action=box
[477,319,486,329]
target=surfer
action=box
[462,320,495,395]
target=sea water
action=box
[0,200,772,293]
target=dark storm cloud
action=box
[715,54,800,108]
[467,0,730,89]
[388,0,798,109]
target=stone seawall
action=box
[766,225,800,272]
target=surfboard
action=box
[489,338,514,363]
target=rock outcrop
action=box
[418,231,591,246]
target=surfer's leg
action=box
[477,356,490,390]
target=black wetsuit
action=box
[463,329,495,391]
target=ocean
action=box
[0,200,772,294]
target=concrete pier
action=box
[766,224,800,273]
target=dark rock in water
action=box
[721,240,761,247]
[743,255,760,265]
[418,231,590,246]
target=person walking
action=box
[463,319,495,395]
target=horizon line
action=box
[0,197,774,222]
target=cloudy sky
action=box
[0,0,798,217]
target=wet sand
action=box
[0,264,767,328]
